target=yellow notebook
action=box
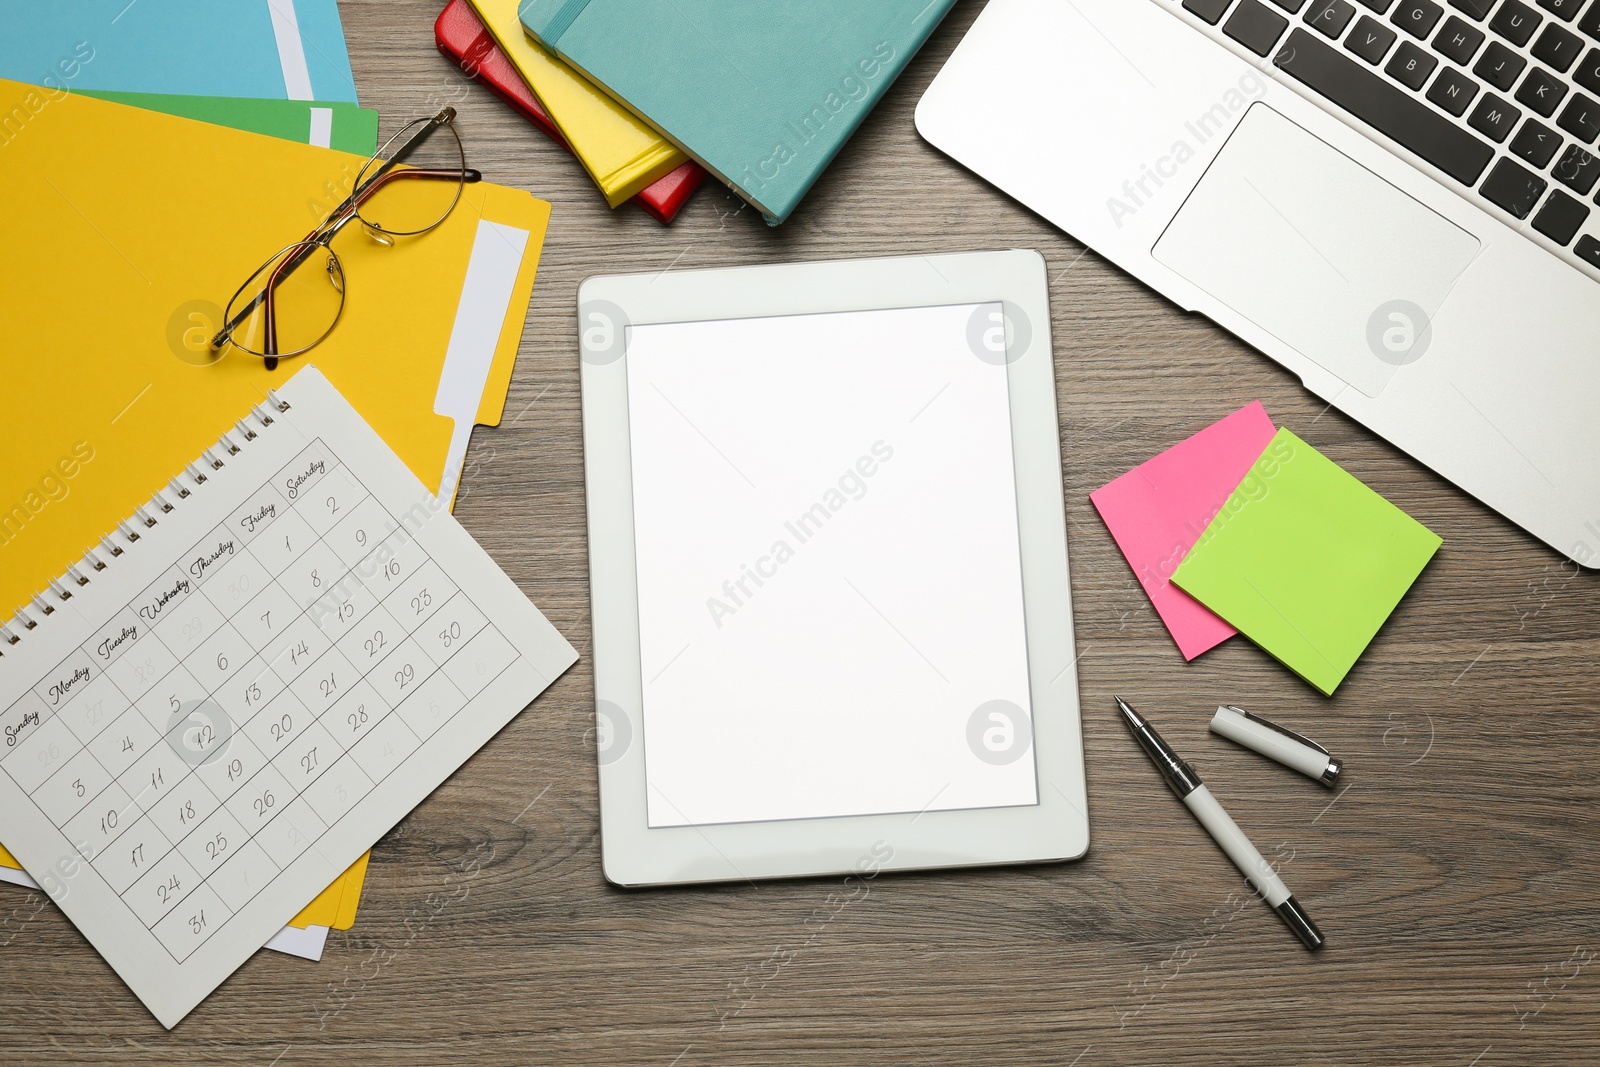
[0,81,550,622]
[464,0,685,206]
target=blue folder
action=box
[0,0,358,103]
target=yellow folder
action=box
[0,80,550,621]
[464,0,685,206]
[0,82,550,933]
[288,851,371,931]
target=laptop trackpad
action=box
[1153,104,1479,398]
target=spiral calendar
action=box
[0,367,576,1027]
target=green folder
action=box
[1172,428,1442,696]
[76,90,379,155]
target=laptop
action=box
[916,0,1600,565]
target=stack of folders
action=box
[1,1,380,154]
[0,2,555,963]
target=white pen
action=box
[1115,697,1324,950]
[1210,705,1343,787]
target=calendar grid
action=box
[173,639,522,945]
[1,438,523,963]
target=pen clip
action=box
[1224,706,1330,756]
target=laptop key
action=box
[1518,66,1572,115]
[1469,92,1524,139]
[1392,0,1446,35]
[1349,15,1401,58]
[1536,0,1584,21]
[1449,0,1495,19]
[1307,0,1359,35]
[1576,235,1600,267]
[1558,91,1600,140]
[1272,0,1312,11]
[1577,47,1600,92]
[1532,189,1592,241]
[1480,156,1550,215]
[1581,2,1600,40]
[1474,41,1528,90]
[1227,0,1294,54]
[1356,0,1397,10]
[1276,30,1495,182]
[1434,15,1487,60]
[1532,24,1585,69]
[1511,117,1565,165]
[1429,64,1483,113]
[1490,0,1544,44]
[1185,0,1237,25]
[1387,39,1442,84]
[1553,142,1600,189]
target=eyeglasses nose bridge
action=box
[362,221,395,247]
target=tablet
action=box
[578,249,1088,886]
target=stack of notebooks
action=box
[436,0,704,223]
[0,3,556,967]
[436,0,961,225]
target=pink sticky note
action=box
[1089,402,1278,660]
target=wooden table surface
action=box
[8,2,1600,1063]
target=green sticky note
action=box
[76,90,380,156]
[1171,428,1441,696]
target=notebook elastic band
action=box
[539,0,596,49]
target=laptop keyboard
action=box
[1169,0,1600,278]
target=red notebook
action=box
[434,0,705,224]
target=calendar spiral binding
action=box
[0,391,293,655]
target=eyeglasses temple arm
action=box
[209,166,482,349]
[325,108,458,219]
[211,111,458,349]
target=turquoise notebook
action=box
[518,0,956,225]
[0,0,358,103]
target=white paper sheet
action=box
[0,866,39,890]
[262,922,329,961]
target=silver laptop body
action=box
[917,0,1600,564]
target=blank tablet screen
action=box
[624,303,1038,828]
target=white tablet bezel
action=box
[579,249,1088,886]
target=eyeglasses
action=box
[210,108,481,371]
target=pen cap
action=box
[1210,706,1340,787]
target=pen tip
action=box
[1113,696,1141,725]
